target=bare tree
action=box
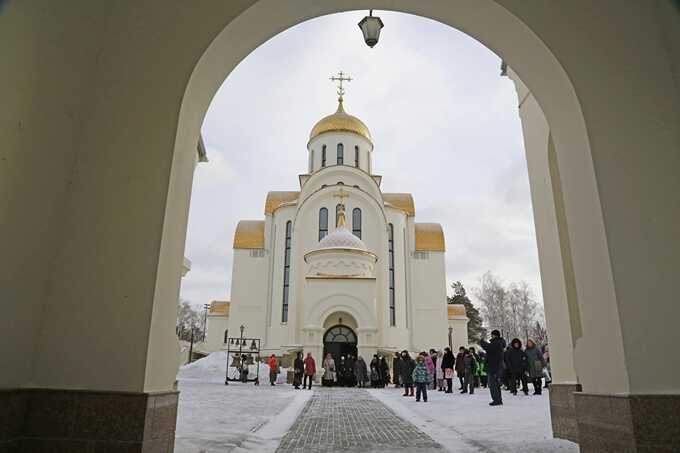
[473,272,541,342]
[176,300,204,341]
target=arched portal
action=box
[323,324,358,370]
[3,2,678,452]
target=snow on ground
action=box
[175,352,311,453]
[369,386,579,453]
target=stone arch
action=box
[304,293,377,330]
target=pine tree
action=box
[448,281,487,344]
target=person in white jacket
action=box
[435,350,445,391]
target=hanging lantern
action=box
[242,338,247,346]
[358,10,384,48]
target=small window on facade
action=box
[355,145,359,167]
[352,208,362,239]
[319,208,328,241]
[322,145,327,167]
[337,143,344,165]
[281,221,292,323]
[388,223,396,326]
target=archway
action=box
[323,325,358,371]
[3,2,678,452]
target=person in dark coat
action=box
[379,356,390,388]
[440,347,456,393]
[460,348,476,395]
[345,354,356,387]
[525,339,546,395]
[506,338,529,395]
[399,351,415,396]
[393,352,402,388]
[293,351,304,389]
[455,347,466,390]
[354,356,369,387]
[480,329,507,406]
[370,355,382,388]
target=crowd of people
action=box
[272,330,551,406]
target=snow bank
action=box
[178,351,289,384]
[176,373,311,453]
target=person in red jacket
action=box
[303,352,316,390]
[268,354,278,386]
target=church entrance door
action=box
[323,325,358,386]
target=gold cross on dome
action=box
[333,188,350,204]
[333,188,349,227]
[330,71,352,99]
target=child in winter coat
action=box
[412,355,432,402]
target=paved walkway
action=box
[276,388,444,453]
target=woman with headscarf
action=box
[322,353,336,387]
[441,347,455,393]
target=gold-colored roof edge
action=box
[414,222,445,252]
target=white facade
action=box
[226,98,465,368]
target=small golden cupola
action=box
[309,97,372,143]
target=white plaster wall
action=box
[506,68,579,385]
[447,317,470,350]
[227,249,269,343]
[409,252,449,351]
[205,316,229,352]
[308,131,373,174]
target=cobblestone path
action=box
[276,388,444,453]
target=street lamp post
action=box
[203,303,210,342]
[448,326,453,349]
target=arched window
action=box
[281,221,292,323]
[352,208,362,238]
[318,208,328,241]
[336,204,343,227]
[321,145,326,167]
[337,143,344,165]
[388,223,396,326]
[355,145,359,167]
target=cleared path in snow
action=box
[276,387,444,453]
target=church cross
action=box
[330,71,352,98]
[333,188,350,227]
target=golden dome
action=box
[309,99,372,143]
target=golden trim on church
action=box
[415,223,445,251]
[209,301,230,316]
[265,191,299,215]
[447,304,467,319]
[383,193,415,216]
[233,220,265,249]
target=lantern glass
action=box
[358,15,384,48]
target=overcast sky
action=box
[180,11,542,309]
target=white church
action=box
[207,76,468,367]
